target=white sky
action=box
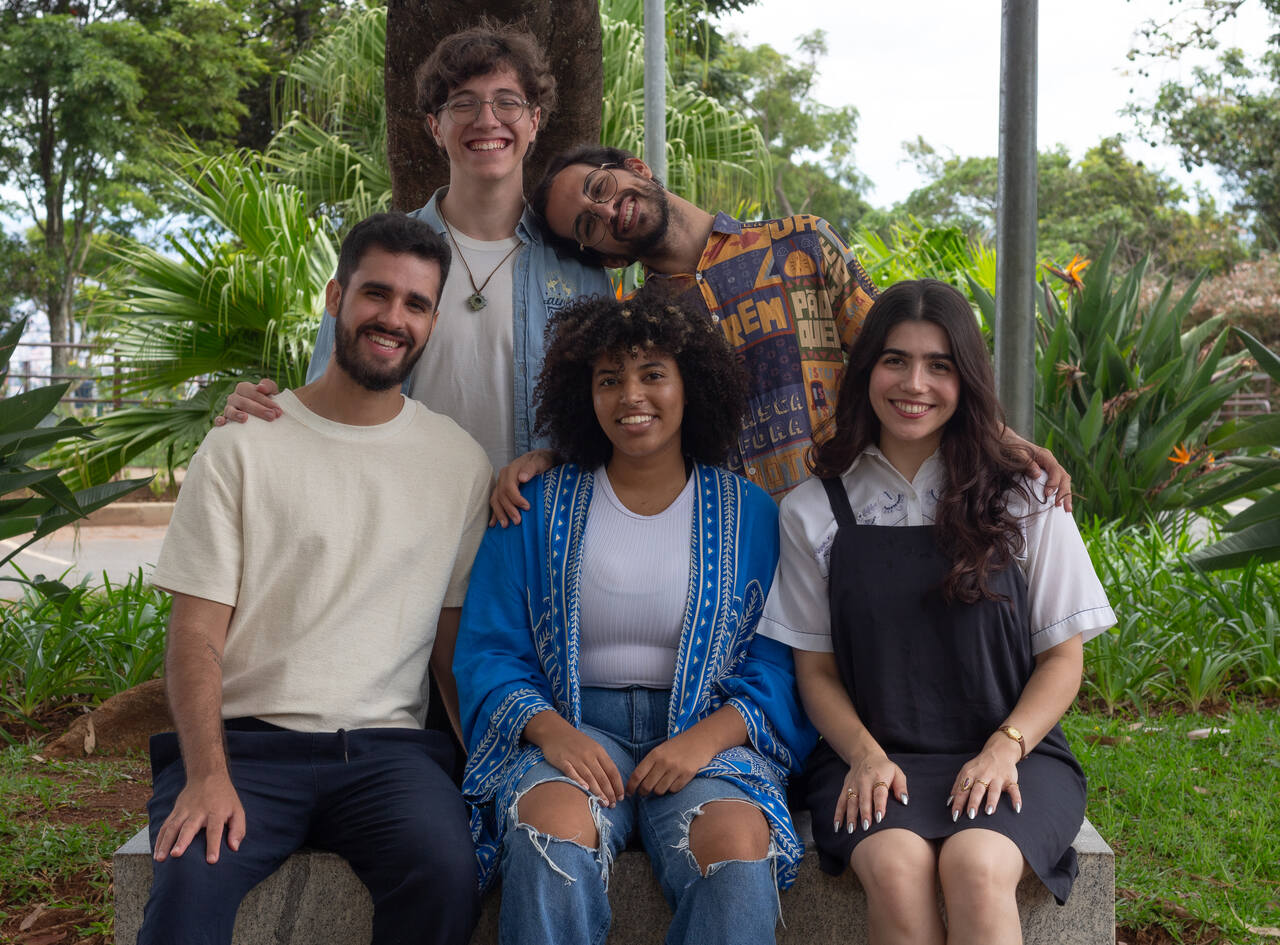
[718,0,1276,209]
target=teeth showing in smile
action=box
[469,140,508,151]
[893,401,930,415]
[619,414,654,425]
[365,332,403,350]
[621,200,635,230]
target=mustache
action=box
[358,323,412,345]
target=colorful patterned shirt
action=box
[636,213,878,498]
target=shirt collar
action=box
[845,445,946,491]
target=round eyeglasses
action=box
[438,96,531,125]
[573,164,621,249]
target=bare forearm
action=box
[795,650,881,765]
[999,636,1083,755]
[164,594,234,780]
[430,607,464,744]
[681,704,749,756]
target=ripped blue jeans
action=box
[499,687,778,945]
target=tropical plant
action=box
[0,568,169,729]
[0,319,146,570]
[600,0,772,216]
[56,149,336,486]
[1188,328,1280,569]
[973,243,1249,524]
[849,219,998,316]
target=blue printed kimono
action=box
[454,463,817,890]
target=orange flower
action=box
[1168,443,1192,465]
[1045,254,1091,292]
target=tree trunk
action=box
[385,0,603,212]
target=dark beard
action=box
[333,310,426,392]
[620,179,671,258]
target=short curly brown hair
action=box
[535,295,747,469]
[414,19,557,121]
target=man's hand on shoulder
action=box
[489,448,557,527]
[214,379,281,427]
[153,772,246,864]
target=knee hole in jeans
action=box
[685,799,771,874]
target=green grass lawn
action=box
[1064,704,1280,943]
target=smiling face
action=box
[425,67,540,185]
[869,320,960,476]
[330,247,441,392]
[591,347,686,467]
[544,158,670,264]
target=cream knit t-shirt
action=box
[153,390,492,733]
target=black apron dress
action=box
[801,477,1086,904]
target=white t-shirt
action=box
[758,446,1115,654]
[409,229,519,471]
[577,468,696,688]
[153,390,492,732]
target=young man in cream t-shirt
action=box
[138,214,491,945]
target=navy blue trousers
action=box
[138,720,479,945]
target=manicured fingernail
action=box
[1015,802,1022,814]
[967,808,976,820]
[901,793,909,806]
[833,820,841,833]
[952,809,959,823]
[945,795,953,807]
[986,805,994,816]
[847,822,855,834]
[862,818,870,831]
[875,810,883,824]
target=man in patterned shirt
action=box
[489,145,1067,520]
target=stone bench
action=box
[113,814,1114,944]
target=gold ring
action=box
[873,780,889,791]
[960,776,973,791]
[975,779,990,787]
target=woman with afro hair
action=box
[453,294,815,945]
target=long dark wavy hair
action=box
[535,294,746,469]
[810,279,1031,603]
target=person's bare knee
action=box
[937,830,1023,905]
[687,800,770,873]
[851,828,937,901]
[516,781,599,845]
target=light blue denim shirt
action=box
[306,188,614,456]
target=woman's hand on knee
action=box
[627,729,716,797]
[948,741,1022,822]
[836,751,908,834]
[525,713,625,806]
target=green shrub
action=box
[1016,244,1246,524]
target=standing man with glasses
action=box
[221,22,612,478]
[485,144,1070,521]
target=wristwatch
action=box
[997,725,1026,760]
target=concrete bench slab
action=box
[114,814,1114,944]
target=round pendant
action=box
[467,292,487,311]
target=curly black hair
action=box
[535,294,747,469]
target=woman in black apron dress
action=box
[758,280,1115,945]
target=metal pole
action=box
[995,0,1038,436]
[643,0,667,182]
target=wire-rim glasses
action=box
[438,96,531,125]
[574,164,621,249]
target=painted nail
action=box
[967,808,976,820]
[834,820,841,833]
[847,822,855,834]
[901,793,909,806]
[1015,802,1022,814]
[952,809,959,823]
[862,818,870,831]
[986,805,994,815]
[875,810,883,824]
[945,795,953,807]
